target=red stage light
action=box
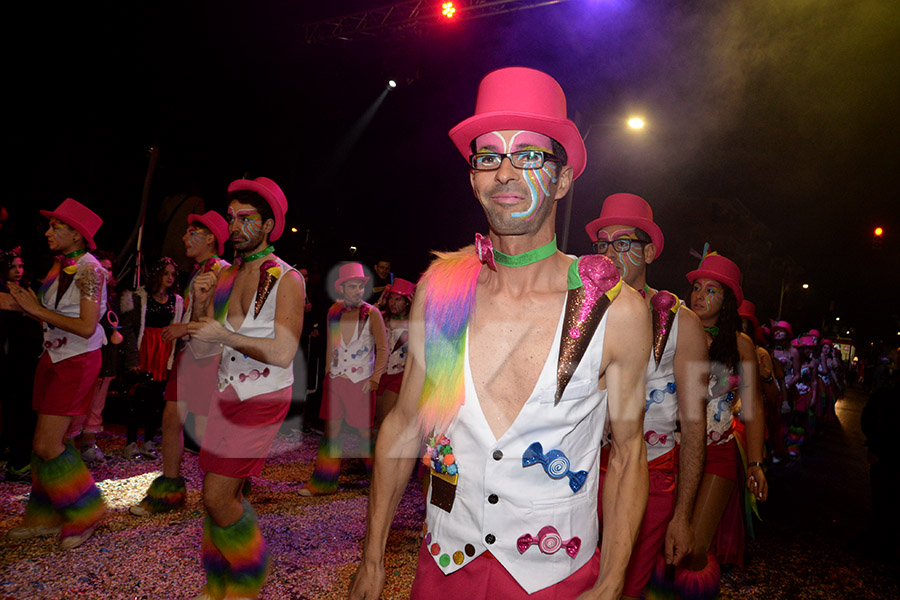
[441,2,457,19]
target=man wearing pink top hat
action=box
[130,210,231,517]
[1,198,108,550]
[375,277,415,430]
[584,193,709,600]
[185,177,305,600]
[351,67,651,600]
[299,262,388,496]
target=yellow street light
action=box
[627,117,645,130]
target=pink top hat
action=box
[822,338,834,346]
[40,198,102,250]
[738,300,759,330]
[798,335,818,348]
[774,320,793,338]
[187,211,229,256]
[807,329,821,340]
[227,177,288,241]
[334,262,369,293]
[449,67,587,180]
[584,193,665,257]
[387,278,415,297]
[686,253,744,307]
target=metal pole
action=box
[777,277,785,320]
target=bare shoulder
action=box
[276,268,304,299]
[676,304,706,341]
[736,331,756,358]
[608,283,649,327]
[605,284,651,360]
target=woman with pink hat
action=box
[1,198,107,550]
[675,251,767,598]
[375,277,415,430]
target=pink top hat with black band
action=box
[40,198,103,250]
[774,320,793,338]
[449,67,587,180]
[738,300,760,330]
[334,263,369,293]
[686,253,744,307]
[227,177,288,241]
[188,211,229,256]
[584,193,665,257]
[387,278,415,297]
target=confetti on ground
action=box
[1,413,898,599]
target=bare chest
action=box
[468,291,564,438]
[339,310,363,345]
[226,269,259,330]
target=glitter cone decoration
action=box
[651,291,679,367]
[556,255,622,403]
[254,259,281,318]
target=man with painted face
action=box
[349,67,651,599]
[130,211,230,516]
[185,177,305,600]
[299,262,388,496]
[584,193,708,600]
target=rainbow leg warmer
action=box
[305,437,342,494]
[202,500,268,599]
[37,446,106,539]
[22,454,63,528]
[645,553,678,600]
[138,475,187,514]
[675,551,721,600]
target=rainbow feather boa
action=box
[417,246,482,435]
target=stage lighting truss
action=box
[303,0,573,44]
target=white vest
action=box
[424,308,610,594]
[385,324,408,375]
[218,257,295,400]
[329,309,377,383]
[706,367,737,445]
[644,304,681,462]
[41,253,107,364]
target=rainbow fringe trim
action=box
[305,437,343,495]
[675,552,721,600]
[138,475,187,514]
[202,500,269,599]
[417,247,481,435]
[36,446,106,539]
[645,553,678,600]
[22,455,62,528]
[212,265,239,324]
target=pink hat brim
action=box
[227,179,286,241]
[334,276,370,293]
[584,215,665,257]
[685,268,744,307]
[449,112,587,180]
[187,213,227,256]
[39,209,98,250]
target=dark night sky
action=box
[7,0,900,352]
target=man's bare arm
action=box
[188,271,304,368]
[349,287,427,599]
[738,333,768,501]
[584,286,651,600]
[665,307,708,564]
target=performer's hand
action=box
[161,323,189,343]
[747,465,768,501]
[187,316,228,344]
[192,272,218,307]
[346,558,386,600]
[7,282,40,315]
[663,514,694,566]
[362,378,379,393]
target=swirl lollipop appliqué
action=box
[522,442,588,493]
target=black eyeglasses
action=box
[469,150,562,171]
[592,238,644,254]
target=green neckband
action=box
[240,245,275,264]
[64,248,88,259]
[493,235,558,267]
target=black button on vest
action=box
[492,449,503,461]
[485,533,496,545]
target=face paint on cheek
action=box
[512,163,558,220]
[51,223,70,244]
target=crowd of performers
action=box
[0,65,870,600]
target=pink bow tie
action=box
[475,233,496,271]
[517,526,581,558]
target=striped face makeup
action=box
[690,278,724,320]
[472,130,561,230]
[45,218,76,252]
[595,225,645,284]
[227,205,264,251]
